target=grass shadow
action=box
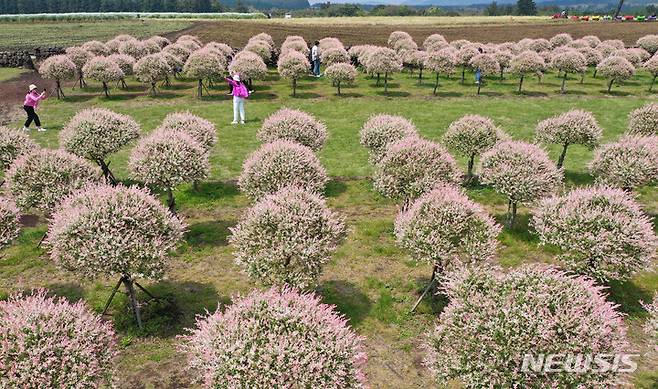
[375,91,410,98]
[432,91,462,98]
[62,95,96,103]
[601,90,632,97]
[325,179,348,198]
[45,282,86,302]
[185,219,235,248]
[19,214,40,227]
[183,180,240,201]
[564,170,594,187]
[495,213,538,244]
[291,92,322,99]
[249,92,278,100]
[607,279,654,319]
[411,273,450,316]
[318,280,372,326]
[516,90,549,97]
[334,92,363,98]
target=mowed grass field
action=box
[0,56,657,387]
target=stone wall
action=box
[0,51,33,69]
[34,47,66,61]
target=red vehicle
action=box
[580,15,589,21]
[570,15,580,20]
[623,15,634,21]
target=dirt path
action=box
[171,20,658,47]
[0,71,54,126]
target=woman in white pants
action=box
[225,74,249,124]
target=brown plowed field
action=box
[168,19,658,47]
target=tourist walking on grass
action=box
[225,74,249,124]
[23,84,47,132]
[312,41,321,77]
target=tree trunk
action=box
[467,154,475,181]
[102,81,109,97]
[418,67,423,84]
[292,78,297,96]
[122,276,143,330]
[120,78,128,89]
[166,187,176,213]
[560,72,567,93]
[500,67,504,80]
[557,143,569,169]
[507,200,518,227]
[384,72,388,93]
[580,72,585,84]
[593,68,598,78]
[460,66,466,84]
[337,80,341,95]
[410,263,442,313]
[376,73,380,86]
[433,73,439,95]
[607,79,614,93]
[477,78,482,95]
[649,75,656,92]
[150,82,157,96]
[56,80,64,99]
[197,79,203,98]
[97,159,117,186]
[518,74,524,93]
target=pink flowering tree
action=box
[402,50,427,83]
[228,50,267,89]
[325,62,357,95]
[129,129,209,212]
[360,114,418,163]
[456,44,480,84]
[532,186,657,281]
[637,34,658,55]
[238,140,328,200]
[38,54,76,99]
[423,33,448,52]
[0,197,20,249]
[468,53,500,94]
[589,135,658,191]
[160,111,217,151]
[162,43,192,63]
[493,50,512,80]
[180,287,368,388]
[395,185,501,311]
[81,40,110,56]
[374,137,461,209]
[45,184,185,328]
[161,51,184,84]
[82,56,124,97]
[442,114,506,181]
[478,141,562,227]
[643,294,658,351]
[643,56,658,92]
[249,32,274,48]
[204,42,233,61]
[183,49,226,98]
[550,33,573,48]
[134,53,172,96]
[258,108,327,151]
[281,37,309,57]
[424,265,629,388]
[628,103,658,135]
[277,50,310,96]
[118,39,149,60]
[578,47,603,82]
[60,108,140,184]
[535,109,602,168]
[424,47,457,95]
[108,53,135,89]
[388,31,412,47]
[364,47,402,93]
[0,126,38,173]
[321,47,350,67]
[65,46,93,88]
[0,290,116,387]
[597,56,635,93]
[550,50,587,93]
[230,187,346,288]
[106,34,136,53]
[6,149,99,215]
[244,40,272,63]
[509,50,545,93]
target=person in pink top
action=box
[23,84,47,132]
[225,74,249,125]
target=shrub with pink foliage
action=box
[228,50,267,82]
[204,42,233,60]
[108,53,135,77]
[238,140,328,200]
[162,43,192,61]
[469,54,500,94]
[478,140,562,226]
[181,287,367,388]
[134,53,172,95]
[424,265,629,388]
[364,47,402,92]
[628,103,658,135]
[280,38,309,56]
[535,109,602,168]
[423,33,448,51]
[612,48,643,66]
[528,38,551,53]
[249,32,274,48]
[244,39,272,62]
[65,46,93,87]
[509,50,545,92]
[146,35,171,48]
[38,54,76,98]
[161,51,184,79]
[456,44,480,83]
[359,114,418,163]
[129,129,209,210]
[443,114,506,178]
[106,34,135,53]
[82,56,124,97]
[0,197,20,249]
[637,34,658,55]
[582,35,601,48]
[0,126,38,171]
[395,184,500,272]
[160,111,217,150]
[451,39,471,50]
[81,40,109,56]
[177,34,202,46]
[532,186,657,281]
[643,56,658,92]
[319,37,344,51]
[230,187,346,288]
[6,149,99,214]
[550,33,573,48]
[60,108,140,183]
[118,39,148,59]
[424,47,457,94]
[551,50,587,93]
[493,50,512,78]
[183,49,226,97]
[374,137,461,205]
[320,47,349,66]
[388,31,412,47]
[177,38,201,52]
[0,290,116,388]
[643,294,658,350]
[325,62,357,95]
[597,56,635,92]
[258,108,327,151]
[277,50,310,96]
[393,38,418,53]
[578,46,604,79]
[589,135,658,190]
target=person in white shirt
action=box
[311,41,321,77]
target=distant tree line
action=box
[0,0,219,13]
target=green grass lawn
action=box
[0,19,193,50]
[1,66,657,387]
[0,67,28,81]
